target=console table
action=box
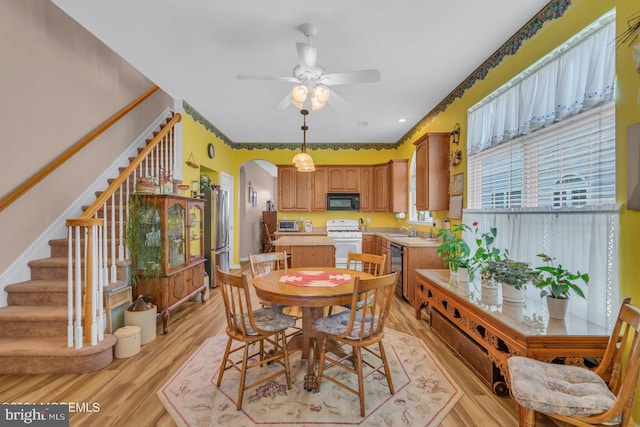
[415,269,610,395]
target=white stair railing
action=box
[65,113,180,348]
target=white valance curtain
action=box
[468,12,615,155]
[463,205,620,331]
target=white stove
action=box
[326,220,363,268]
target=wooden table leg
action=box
[300,306,323,361]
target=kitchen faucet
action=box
[400,225,416,237]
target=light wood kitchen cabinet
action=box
[277,165,311,212]
[278,161,406,213]
[375,235,391,274]
[389,159,408,213]
[310,167,327,211]
[359,166,373,212]
[414,132,450,211]
[327,166,360,192]
[373,164,389,212]
[372,160,407,213]
[402,245,443,307]
[362,234,375,254]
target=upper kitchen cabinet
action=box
[388,159,408,213]
[327,166,360,192]
[372,160,408,213]
[310,167,327,212]
[277,165,311,212]
[414,133,450,211]
[373,163,389,212]
[359,166,373,212]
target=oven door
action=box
[333,238,363,269]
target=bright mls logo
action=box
[1,404,68,426]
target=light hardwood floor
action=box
[0,268,563,426]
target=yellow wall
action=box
[181,113,406,265]
[183,1,640,414]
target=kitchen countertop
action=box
[272,229,441,248]
[373,233,441,247]
[273,235,335,246]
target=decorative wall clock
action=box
[207,143,215,159]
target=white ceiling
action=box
[51,0,550,145]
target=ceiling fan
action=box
[236,23,381,112]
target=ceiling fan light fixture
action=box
[310,86,330,110]
[313,86,330,103]
[291,85,308,105]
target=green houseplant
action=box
[487,258,538,303]
[533,253,589,319]
[469,222,508,285]
[436,223,471,275]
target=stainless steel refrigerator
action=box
[204,188,230,287]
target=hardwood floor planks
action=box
[0,266,564,426]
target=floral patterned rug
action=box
[157,329,462,426]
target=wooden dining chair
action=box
[215,268,296,410]
[314,271,398,417]
[249,251,301,331]
[328,252,386,315]
[249,251,289,277]
[346,252,386,276]
[261,222,276,253]
[508,297,640,427]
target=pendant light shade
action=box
[292,109,315,172]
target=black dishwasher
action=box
[390,242,403,298]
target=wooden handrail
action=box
[0,85,160,213]
[68,112,181,224]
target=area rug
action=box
[157,329,462,426]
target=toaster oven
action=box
[278,219,299,232]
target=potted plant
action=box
[487,259,537,303]
[469,222,508,286]
[436,223,471,277]
[533,253,589,320]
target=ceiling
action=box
[51,0,551,145]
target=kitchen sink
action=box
[385,234,411,238]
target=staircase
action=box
[0,111,180,374]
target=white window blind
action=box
[468,103,615,209]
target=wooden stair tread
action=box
[0,335,116,357]
[5,279,68,292]
[27,257,131,266]
[0,305,68,320]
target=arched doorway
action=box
[238,160,277,261]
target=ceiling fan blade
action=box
[296,42,318,69]
[273,91,293,110]
[237,74,300,83]
[326,88,351,113]
[319,69,381,86]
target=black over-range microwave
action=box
[327,193,360,211]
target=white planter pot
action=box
[481,284,500,306]
[457,267,470,282]
[501,283,524,303]
[546,296,569,320]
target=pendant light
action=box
[292,109,315,172]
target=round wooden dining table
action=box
[252,267,373,390]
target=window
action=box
[464,10,619,330]
[468,103,616,209]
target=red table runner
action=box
[279,271,352,287]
